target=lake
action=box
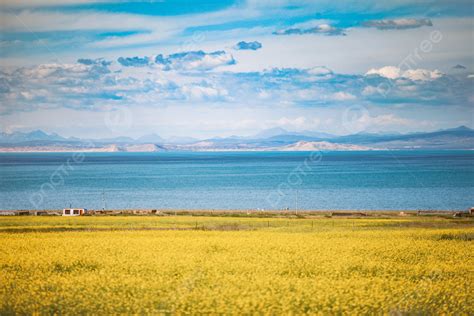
[0,151,473,210]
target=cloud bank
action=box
[154,50,235,71]
[2,51,470,118]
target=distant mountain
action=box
[265,134,325,143]
[375,127,474,149]
[0,143,167,153]
[135,133,164,143]
[276,141,376,151]
[0,130,67,143]
[334,126,474,149]
[443,125,471,132]
[1,126,472,151]
[122,144,166,152]
[297,130,336,139]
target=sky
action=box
[0,0,473,139]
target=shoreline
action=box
[1,209,472,218]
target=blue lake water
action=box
[0,151,473,211]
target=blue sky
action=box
[0,0,473,138]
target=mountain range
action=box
[0,126,473,152]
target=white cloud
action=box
[366,66,443,81]
[362,86,384,96]
[154,50,236,71]
[273,116,308,129]
[366,66,401,79]
[181,84,228,101]
[353,113,434,130]
[19,88,51,101]
[370,114,412,126]
[257,90,271,99]
[21,63,91,78]
[331,91,356,101]
[403,69,443,81]
[345,113,397,133]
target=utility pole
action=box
[295,189,298,215]
[102,190,107,211]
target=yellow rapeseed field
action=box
[0,215,473,314]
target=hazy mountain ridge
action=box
[0,126,473,152]
[275,141,376,151]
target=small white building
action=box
[62,208,87,216]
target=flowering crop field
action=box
[0,216,473,314]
